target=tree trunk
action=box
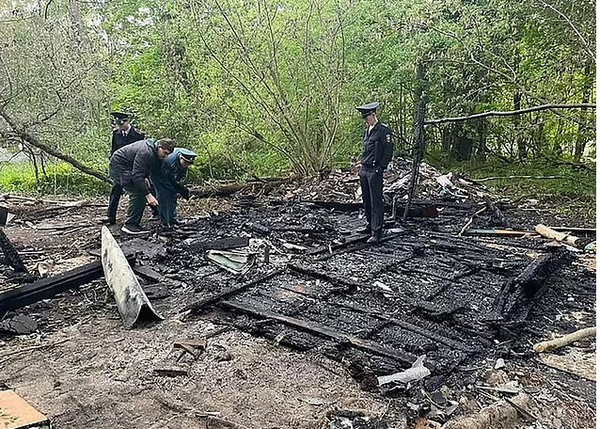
[574,60,593,161]
[404,61,427,223]
[475,119,487,161]
[513,89,526,160]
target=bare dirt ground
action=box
[0,191,596,429]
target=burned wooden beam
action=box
[0,254,135,317]
[0,206,14,226]
[182,268,286,315]
[186,237,250,252]
[0,227,28,273]
[246,222,271,235]
[271,226,329,234]
[306,234,370,256]
[492,248,572,322]
[222,298,416,368]
[331,300,476,353]
[288,263,362,292]
[515,250,571,298]
[132,265,165,283]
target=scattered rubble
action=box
[0,158,595,429]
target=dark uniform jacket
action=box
[110,127,145,155]
[151,149,191,199]
[109,139,162,194]
[361,121,393,171]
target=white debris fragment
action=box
[377,355,431,386]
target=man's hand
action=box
[146,194,159,206]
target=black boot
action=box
[355,225,371,234]
[366,233,381,244]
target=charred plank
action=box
[183,268,286,314]
[187,237,250,252]
[0,254,135,317]
[305,200,438,218]
[288,263,362,292]
[0,227,28,273]
[222,298,416,367]
[492,248,572,321]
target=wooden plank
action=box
[267,283,474,353]
[0,253,133,317]
[304,200,438,218]
[222,298,416,367]
[0,390,49,429]
[182,268,286,314]
[186,236,250,252]
[288,263,363,291]
[462,229,530,237]
[493,249,572,321]
[535,224,581,246]
[305,233,371,256]
[547,226,595,234]
[132,265,164,283]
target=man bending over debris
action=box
[356,102,393,244]
[109,138,175,235]
[150,148,197,232]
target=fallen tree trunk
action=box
[0,106,110,183]
[190,178,292,198]
[533,327,596,353]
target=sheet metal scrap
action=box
[101,226,163,329]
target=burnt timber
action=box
[159,197,578,379]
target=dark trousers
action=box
[153,179,178,226]
[109,165,148,227]
[107,183,123,220]
[123,184,147,227]
[360,166,384,237]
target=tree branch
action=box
[424,104,596,125]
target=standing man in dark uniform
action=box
[356,102,393,244]
[104,112,146,225]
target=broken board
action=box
[0,390,49,429]
[101,226,163,328]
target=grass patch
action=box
[0,162,111,197]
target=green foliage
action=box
[0,0,595,186]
